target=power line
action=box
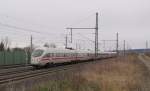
[68,13,95,27]
[77,33,95,43]
[0,22,66,41]
[123,40,126,56]
[0,22,58,35]
[0,27,65,47]
[0,27,30,36]
[0,14,56,31]
[0,27,65,42]
[116,32,119,55]
[0,22,44,34]
[0,27,55,40]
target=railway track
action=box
[0,64,30,69]
[0,64,74,85]
[0,66,34,76]
[0,56,116,85]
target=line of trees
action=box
[0,36,58,52]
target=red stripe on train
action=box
[41,57,84,61]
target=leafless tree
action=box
[0,41,4,51]
[2,37,11,50]
[44,43,50,48]
[44,43,57,48]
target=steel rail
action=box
[0,66,34,76]
[0,63,78,85]
[0,64,30,69]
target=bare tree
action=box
[50,43,56,48]
[2,37,11,50]
[44,43,50,48]
[0,42,4,51]
[44,43,56,48]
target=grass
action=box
[32,80,100,91]
[29,54,150,91]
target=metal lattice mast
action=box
[66,12,99,57]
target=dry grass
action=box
[145,52,150,57]
[30,54,150,91]
[81,55,150,91]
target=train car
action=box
[98,51,117,58]
[31,47,116,67]
[31,47,92,67]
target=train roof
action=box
[34,47,117,54]
[34,47,90,53]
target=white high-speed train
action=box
[31,47,116,67]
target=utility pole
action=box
[116,33,119,55]
[30,35,33,52]
[70,29,72,43]
[66,12,99,57]
[146,40,148,53]
[76,43,78,50]
[146,41,148,49]
[29,35,33,64]
[95,12,98,57]
[123,40,126,56]
[103,40,106,51]
[65,35,68,49]
[101,39,116,52]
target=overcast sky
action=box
[0,0,150,50]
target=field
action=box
[29,54,150,91]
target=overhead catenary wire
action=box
[0,27,65,48]
[0,22,66,40]
[68,13,95,27]
[0,14,68,43]
[0,27,58,42]
[0,27,30,36]
[0,13,57,31]
[0,11,102,49]
[0,22,62,36]
[77,33,95,43]
[67,8,102,27]
[74,32,117,51]
[0,22,47,35]
[76,33,103,45]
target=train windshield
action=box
[32,49,44,57]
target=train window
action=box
[56,53,60,57]
[56,53,59,57]
[60,53,63,57]
[65,53,67,57]
[73,53,76,57]
[50,53,53,57]
[55,53,57,57]
[52,53,54,57]
[64,53,66,57]
[68,53,71,57]
[58,53,61,57]
[43,53,50,58]
[32,49,44,57]
[59,53,63,57]
[53,53,56,57]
